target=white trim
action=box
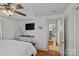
[72,4,79,56]
[66,49,76,56]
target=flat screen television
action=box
[25,23,35,30]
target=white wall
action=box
[16,18,49,51]
[35,18,49,51]
[73,4,79,56]
[62,4,76,56]
[0,17,18,40]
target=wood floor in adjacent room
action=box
[36,41,60,56]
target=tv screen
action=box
[25,23,35,30]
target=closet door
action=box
[0,21,2,40]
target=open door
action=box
[56,17,64,56]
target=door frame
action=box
[57,17,65,56]
[73,4,79,56]
[47,16,65,56]
[48,20,57,51]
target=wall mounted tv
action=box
[25,23,35,30]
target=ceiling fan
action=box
[0,3,26,16]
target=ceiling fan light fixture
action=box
[1,10,14,16]
[7,10,14,16]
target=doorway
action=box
[48,17,65,56]
[48,20,60,56]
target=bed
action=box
[0,39,37,56]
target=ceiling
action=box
[21,3,70,17]
[0,3,70,20]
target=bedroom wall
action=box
[0,17,18,40]
[17,18,49,51]
[35,18,49,51]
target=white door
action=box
[56,18,64,56]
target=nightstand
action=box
[31,42,36,46]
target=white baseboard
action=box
[66,48,76,56]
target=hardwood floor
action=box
[36,50,60,56]
[36,41,60,56]
[36,50,49,56]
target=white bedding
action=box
[0,40,37,56]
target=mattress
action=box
[0,39,37,56]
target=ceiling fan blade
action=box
[15,4,24,9]
[0,3,25,16]
[14,10,26,16]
